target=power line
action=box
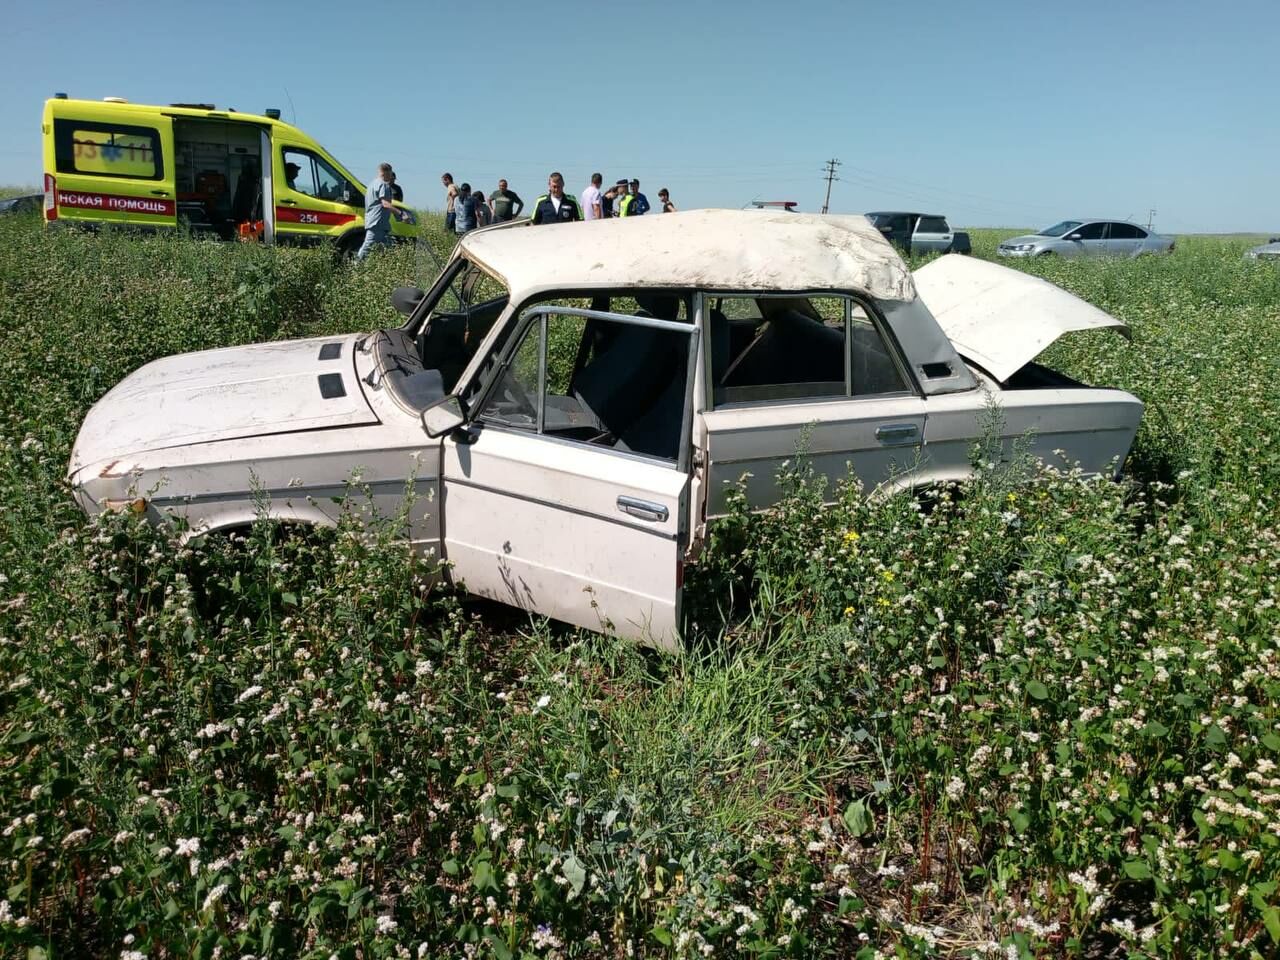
[820,158,841,215]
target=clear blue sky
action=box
[4,0,1276,233]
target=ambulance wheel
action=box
[337,230,364,259]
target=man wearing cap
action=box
[629,179,650,215]
[617,179,638,217]
[529,172,582,225]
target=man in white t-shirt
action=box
[580,172,604,221]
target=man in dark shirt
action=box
[489,179,524,222]
[629,179,650,215]
[389,170,403,202]
[529,172,581,225]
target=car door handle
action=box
[280,199,298,205]
[876,423,919,445]
[617,496,668,523]
[150,189,170,196]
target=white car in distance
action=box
[69,210,1143,648]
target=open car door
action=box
[437,306,699,650]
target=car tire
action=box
[337,230,364,260]
[1037,250,1056,258]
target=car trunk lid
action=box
[912,255,1130,383]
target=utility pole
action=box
[1147,208,1156,230]
[820,158,842,214]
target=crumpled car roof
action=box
[459,209,917,303]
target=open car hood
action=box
[912,255,1130,383]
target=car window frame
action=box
[1109,222,1145,240]
[697,290,919,411]
[281,146,360,205]
[461,287,695,417]
[406,256,470,336]
[1073,221,1106,241]
[53,119,166,182]
[470,304,701,473]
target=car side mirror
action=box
[1067,233,1083,241]
[422,395,466,438]
[390,286,425,317]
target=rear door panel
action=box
[49,115,177,229]
[702,397,926,514]
[913,216,953,254]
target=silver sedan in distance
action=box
[1245,238,1280,260]
[997,220,1175,259]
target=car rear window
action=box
[917,216,949,233]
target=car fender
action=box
[165,496,340,545]
[873,467,975,501]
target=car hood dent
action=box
[912,255,1130,383]
[70,334,376,475]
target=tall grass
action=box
[1,215,1279,957]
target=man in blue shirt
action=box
[629,179,650,215]
[453,183,478,235]
[356,162,396,261]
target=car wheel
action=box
[337,230,364,260]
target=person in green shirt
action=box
[489,179,524,222]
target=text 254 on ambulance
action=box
[41,95,417,252]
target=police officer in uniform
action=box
[617,178,639,217]
[529,171,582,225]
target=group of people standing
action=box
[440,173,527,234]
[357,164,680,261]
[576,173,676,222]
[443,171,675,233]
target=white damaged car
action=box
[69,210,1143,647]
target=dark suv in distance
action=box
[865,212,971,255]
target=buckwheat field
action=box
[2,202,1279,958]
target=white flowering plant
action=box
[1,216,1279,957]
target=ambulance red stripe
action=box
[56,190,175,217]
[275,207,357,226]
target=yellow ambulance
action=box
[41,96,418,252]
